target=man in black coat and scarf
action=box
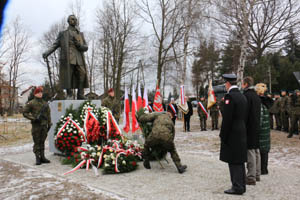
[219,74,248,195]
[242,76,261,185]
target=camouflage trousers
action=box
[199,115,207,130]
[280,111,289,132]
[32,124,48,155]
[211,111,219,129]
[290,114,300,135]
[143,137,181,167]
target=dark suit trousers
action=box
[184,115,190,131]
[228,163,246,193]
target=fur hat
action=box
[34,86,43,95]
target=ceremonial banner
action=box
[131,86,139,132]
[207,80,217,109]
[198,102,208,118]
[137,84,143,110]
[143,86,148,107]
[178,85,189,114]
[153,86,164,112]
[122,87,130,133]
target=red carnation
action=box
[132,161,137,166]
[67,156,71,160]
[69,133,73,136]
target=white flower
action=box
[97,152,101,156]
[109,149,113,152]
[103,155,107,158]
[74,131,77,133]
[104,163,110,167]
[122,160,126,165]
[91,152,96,157]
[112,161,115,164]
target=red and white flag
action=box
[137,84,143,110]
[198,101,208,118]
[153,86,164,112]
[143,86,148,107]
[122,87,130,133]
[180,85,185,105]
[207,80,217,109]
[131,86,139,132]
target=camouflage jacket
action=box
[138,113,175,142]
[23,97,51,126]
[197,100,208,117]
[289,95,300,115]
[102,95,121,120]
[269,98,280,114]
[279,96,289,113]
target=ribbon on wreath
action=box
[84,107,100,143]
[56,117,86,142]
[106,111,123,139]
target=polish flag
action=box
[153,86,164,112]
[137,84,143,110]
[122,87,130,133]
[131,86,139,133]
[143,86,148,107]
[207,79,217,109]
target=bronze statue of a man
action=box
[42,15,89,100]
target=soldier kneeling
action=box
[136,108,187,174]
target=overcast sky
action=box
[3,0,101,91]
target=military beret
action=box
[222,74,237,81]
[108,88,114,93]
[34,86,43,95]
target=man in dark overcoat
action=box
[219,74,247,195]
[43,15,89,99]
[242,76,261,185]
[183,96,193,132]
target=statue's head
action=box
[67,15,78,27]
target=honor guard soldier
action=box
[167,98,178,124]
[197,95,208,131]
[23,87,52,165]
[280,90,289,132]
[102,88,121,123]
[288,89,300,138]
[219,74,247,195]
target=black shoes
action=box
[287,134,293,138]
[35,155,41,165]
[224,189,244,195]
[41,151,50,163]
[177,165,187,174]
[143,160,151,169]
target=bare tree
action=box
[138,0,185,88]
[1,17,31,115]
[96,0,140,99]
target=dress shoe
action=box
[256,176,260,182]
[287,134,293,138]
[224,189,244,195]
[176,164,187,174]
[246,178,256,185]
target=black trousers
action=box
[228,163,246,193]
[184,115,191,131]
[260,151,269,174]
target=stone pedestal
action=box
[48,100,101,154]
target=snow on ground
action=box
[1,116,300,199]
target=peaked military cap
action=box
[222,74,237,81]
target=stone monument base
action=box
[48,100,101,154]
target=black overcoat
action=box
[243,88,261,149]
[219,87,248,164]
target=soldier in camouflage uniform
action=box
[23,87,52,165]
[197,96,207,131]
[210,101,219,130]
[280,90,289,132]
[102,88,121,123]
[270,93,282,130]
[136,108,187,174]
[288,90,300,138]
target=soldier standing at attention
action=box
[102,88,121,123]
[23,87,52,165]
[271,93,282,131]
[287,89,300,138]
[183,96,193,132]
[280,90,289,133]
[197,96,208,131]
[167,98,178,125]
[219,74,247,195]
[210,101,220,130]
[136,108,187,174]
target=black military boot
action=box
[35,154,41,165]
[287,133,293,138]
[41,151,50,163]
[143,159,151,169]
[176,164,187,174]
